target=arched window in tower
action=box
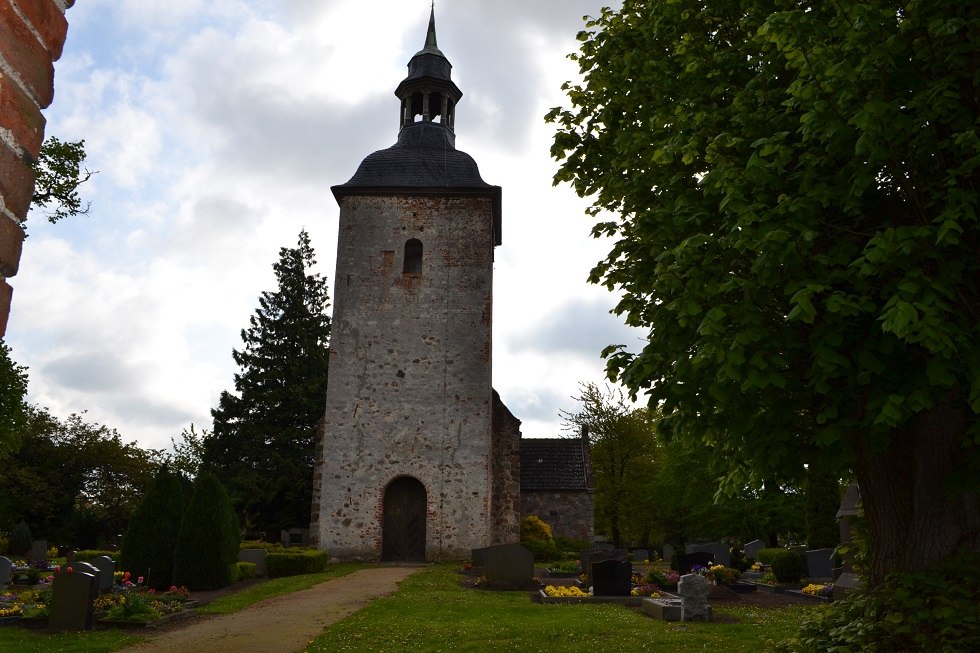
[404,239,423,274]
[410,92,425,123]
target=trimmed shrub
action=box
[520,515,553,543]
[266,548,329,577]
[235,561,257,581]
[75,549,117,562]
[520,538,559,563]
[120,469,185,590]
[757,547,784,565]
[9,521,31,557]
[768,549,803,583]
[173,472,241,590]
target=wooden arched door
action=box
[382,477,427,562]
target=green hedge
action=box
[234,561,257,581]
[768,549,803,583]
[266,549,329,577]
[75,549,117,562]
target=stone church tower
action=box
[311,10,522,561]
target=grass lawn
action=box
[306,565,817,653]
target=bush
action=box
[756,547,783,565]
[9,521,31,557]
[173,472,240,590]
[768,549,803,583]
[520,538,560,563]
[266,548,329,577]
[775,551,980,652]
[120,469,185,590]
[520,515,554,543]
[235,561,257,581]
[74,549,117,562]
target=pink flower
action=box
[137,576,144,584]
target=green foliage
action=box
[767,549,804,584]
[0,406,159,548]
[757,548,784,565]
[519,515,554,543]
[9,521,31,557]
[775,551,980,652]
[548,0,979,585]
[0,341,28,462]
[804,466,842,549]
[554,535,590,555]
[74,549,116,562]
[235,561,257,581]
[518,539,559,563]
[202,230,331,539]
[173,472,240,590]
[265,548,329,577]
[30,136,93,225]
[119,468,185,589]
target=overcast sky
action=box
[9,0,641,452]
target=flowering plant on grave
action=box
[802,582,834,597]
[705,564,740,585]
[543,584,589,597]
[630,584,662,597]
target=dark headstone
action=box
[583,548,628,587]
[0,556,11,586]
[805,548,835,580]
[744,539,766,561]
[685,542,730,566]
[88,556,115,593]
[483,544,534,586]
[676,551,713,573]
[662,543,675,564]
[632,548,650,563]
[591,559,631,597]
[30,540,47,564]
[471,546,491,569]
[48,570,97,631]
[280,528,309,547]
[678,573,711,621]
[70,561,101,591]
[238,548,268,577]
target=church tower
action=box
[311,10,520,561]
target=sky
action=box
[8,0,642,453]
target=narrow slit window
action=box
[404,239,423,274]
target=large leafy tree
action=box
[0,341,28,460]
[548,0,978,587]
[0,406,159,548]
[202,230,331,539]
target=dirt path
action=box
[116,566,420,653]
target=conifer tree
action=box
[172,472,240,590]
[119,468,185,590]
[202,230,331,539]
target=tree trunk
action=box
[854,402,980,588]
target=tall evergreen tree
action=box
[202,230,331,539]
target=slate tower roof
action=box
[332,6,502,246]
[520,438,593,491]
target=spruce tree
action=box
[202,230,331,539]
[119,468,184,590]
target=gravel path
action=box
[115,566,421,653]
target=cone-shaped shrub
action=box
[9,521,32,557]
[119,468,184,589]
[172,472,240,590]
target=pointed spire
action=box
[418,2,442,57]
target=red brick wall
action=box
[0,0,73,335]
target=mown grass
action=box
[198,562,366,614]
[305,565,816,653]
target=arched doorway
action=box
[382,477,427,562]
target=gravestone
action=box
[281,528,309,547]
[583,548,628,588]
[805,548,835,580]
[30,540,47,564]
[632,548,650,563]
[834,482,863,600]
[685,542,730,566]
[678,573,711,621]
[482,544,533,587]
[88,556,115,593]
[592,559,632,597]
[471,546,491,569]
[48,570,97,631]
[71,561,102,592]
[0,556,11,586]
[676,551,713,573]
[662,544,675,565]
[744,539,766,561]
[238,548,269,577]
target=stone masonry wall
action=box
[316,193,497,560]
[0,0,73,335]
[522,490,595,542]
[490,389,521,543]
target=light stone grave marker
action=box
[678,573,711,621]
[0,556,11,586]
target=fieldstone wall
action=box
[0,0,74,335]
[315,192,498,560]
[522,490,595,542]
[490,390,522,543]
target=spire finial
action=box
[425,2,438,50]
